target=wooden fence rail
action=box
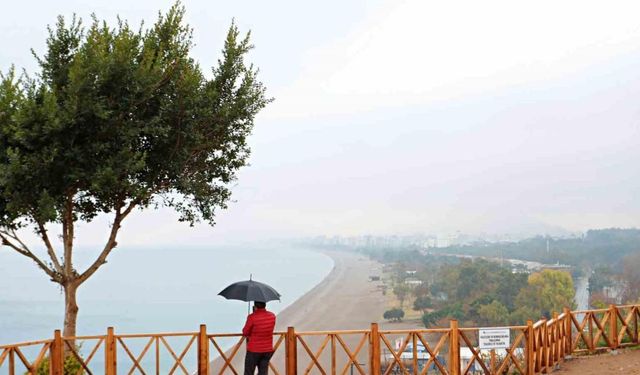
[0,304,638,375]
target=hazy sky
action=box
[1,0,640,247]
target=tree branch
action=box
[62,192,75,277]
[0,230,59,282]
[34,221,64,275]
[77,199,138,285]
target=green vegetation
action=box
[364,248,576,327]
[393,284,411,309]
[428,264,574,326]
[443,228,640,270]
[621,252,640,303]
[514,269,575,318]
[30,355,83,375]
[383,308,405,322]
[413,295,432,312]
[0,3,269,337]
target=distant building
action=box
[405,278,423,286]
[539,263,572,271]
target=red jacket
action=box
[242,308,276,353]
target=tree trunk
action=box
[63,281,80,338]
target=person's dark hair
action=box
[254,301,266,309]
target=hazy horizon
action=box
[2,0,639,249]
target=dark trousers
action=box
[244,351,273,375]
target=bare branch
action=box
[121,199,138,217]
[0,230,59,282]
[77,198,138,285]
[34,221,64,274]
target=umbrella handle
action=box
[248,273,252,315]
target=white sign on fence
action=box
[479,328,510,349]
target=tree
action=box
[413,295,433,312]
[421,310,442,328]
[383,308,405,322]
[515,270,575,318]
[477,300,509,326]
[588,266,613,295]
[393,284,411,308]
[509,305,540,325]
[621,252,640,303]
[0,4,269,337]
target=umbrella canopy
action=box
[218,279,281,303]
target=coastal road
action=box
[574,276,589,311]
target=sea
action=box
[0,245,333,372]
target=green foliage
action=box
[509,305,541,325]
[515,269,575,318]
[393,284,411,308]
[0,2,270,336]
[621,252,640,303]
[383,308,405,322]
[0,3,270,229]
[364,246,582,327]
[443,229,640,270]
[477,300,509,326]
[30,355,83,375]
[421,303,464,327]
[413,295,432,311]
[588,266,613,294]
[412,283,431,298]
[421,310,442,327]
[424,259,528,326]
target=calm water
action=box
[0,245,333,372]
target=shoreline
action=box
[274,249,386,331]
[271,249,338,328]
[210,249,387,372]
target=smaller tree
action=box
[509,305,541,325]
[383,308,405,322]
[393,284,411,308]
[515,269,575,318]
[412,283,431,298]
[413,295,433,312]
[621,252,640,303]
[421,310,443,328]
[588,266,613,295]
[477,300,509,326]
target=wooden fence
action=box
[0,304,638,375]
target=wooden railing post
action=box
[50,329,64,375]
[198,324,209,374]
[635,305,639,344]
[370,323,380,375]
[449,320,460,375]
[541,319,548,373]
[563,308,571,356]
[552,312,559,365]
[105,327,116,375]
[609,305,618,350]
[526,320,534,375]
[286,327,297,375]
[9,348,15,375]
[331,334,336,375]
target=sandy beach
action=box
[275,250,387,331]
[211,249,387,374]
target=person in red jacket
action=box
[242,301,276,375]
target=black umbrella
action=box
[218,276,281,311]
